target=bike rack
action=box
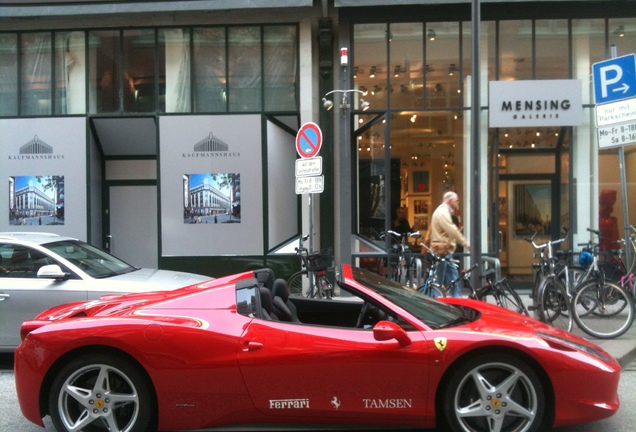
[481,255,501,282]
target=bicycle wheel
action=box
[490,279,529,316]
[572,280,635,339]
[537,276,573,332]
[288,271,312,297]
[419,282,445,298]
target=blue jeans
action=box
[437,254,461,297]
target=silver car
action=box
[0,232,212,352]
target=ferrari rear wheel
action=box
[442,353,545,432]
[49,353,156,432]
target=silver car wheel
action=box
[446,355,544,432]
[52,361,144,432]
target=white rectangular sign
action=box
[595,98,636,127]
[597,121,636,149]
[295,157,322,177]
[295,175,324,194]
[489,79,583,128]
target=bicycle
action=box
[417,243,460,298]
[570,229,635,339]
[287,235,334,299]
[452,263,529,316]
[525,232,573,332]
[381,230,424,289]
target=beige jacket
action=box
[427,203,468,253]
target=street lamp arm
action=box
[322,89,369,112]
[322,89,365,98]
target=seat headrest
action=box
[272,278,290,302]
[255,268,275,290]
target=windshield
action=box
[349,266,467,329]
[45,240,137,279]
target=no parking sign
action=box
[295,122,322,159]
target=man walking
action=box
[428,191,470,297]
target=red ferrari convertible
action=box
[15,264,620,432]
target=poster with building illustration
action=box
[183,173,240,224]
[9,175,65,226]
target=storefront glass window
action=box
[0,34,18,116]
[389,22,423,109]
[21,32,52,116]
[54,31,85,115]
[193,27,226,113]
[264,26,297,112]
[228,26,262,112]
[161,28,191,113]
[499,20,532,80]
[89,30,121,113]
[354,23,387,111]
[356,117,388,241]
[536,20,569,79]
[572,19,605,105]
[123,29,156,112]
[425,22,460,108]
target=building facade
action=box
[1,0,635,281]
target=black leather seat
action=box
[271,278,300,322]
[259,287,278,321]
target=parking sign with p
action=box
[592,54,636,104]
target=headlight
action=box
[536,332,611,363]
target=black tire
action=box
[537,276,572,332]
[49,353,156,432]
[489,280,529,316]
[442,352,545,432]
[572,280,635,339]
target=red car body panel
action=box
[14,265,620,431]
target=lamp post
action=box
[322,89,370,265]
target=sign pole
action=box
[610,45,632,275]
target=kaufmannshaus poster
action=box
[159,115,262,256]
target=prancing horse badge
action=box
[434,337,447,352]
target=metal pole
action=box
[610,45,632,281]
[470,0,482,289]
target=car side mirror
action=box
[37,264,71,281]
[373,320,411,347]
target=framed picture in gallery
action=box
[412,170,430,195]
[412,199,429,215]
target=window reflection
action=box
[21,32,52,116]
[193,27,226,113]
[0,34,18,116]
[228,26,261,112]
[54,32,85,115]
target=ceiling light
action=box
[369,66,376,78]
[428,29,436,41]
[360,99,370,111]
[614,25,625,37]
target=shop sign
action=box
[488,79,582,128]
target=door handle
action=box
[106,235,113,252]
[242,341,263,352]
[0,293,9,302]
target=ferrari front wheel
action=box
[49,353,156,432]
[442,353,545,432]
